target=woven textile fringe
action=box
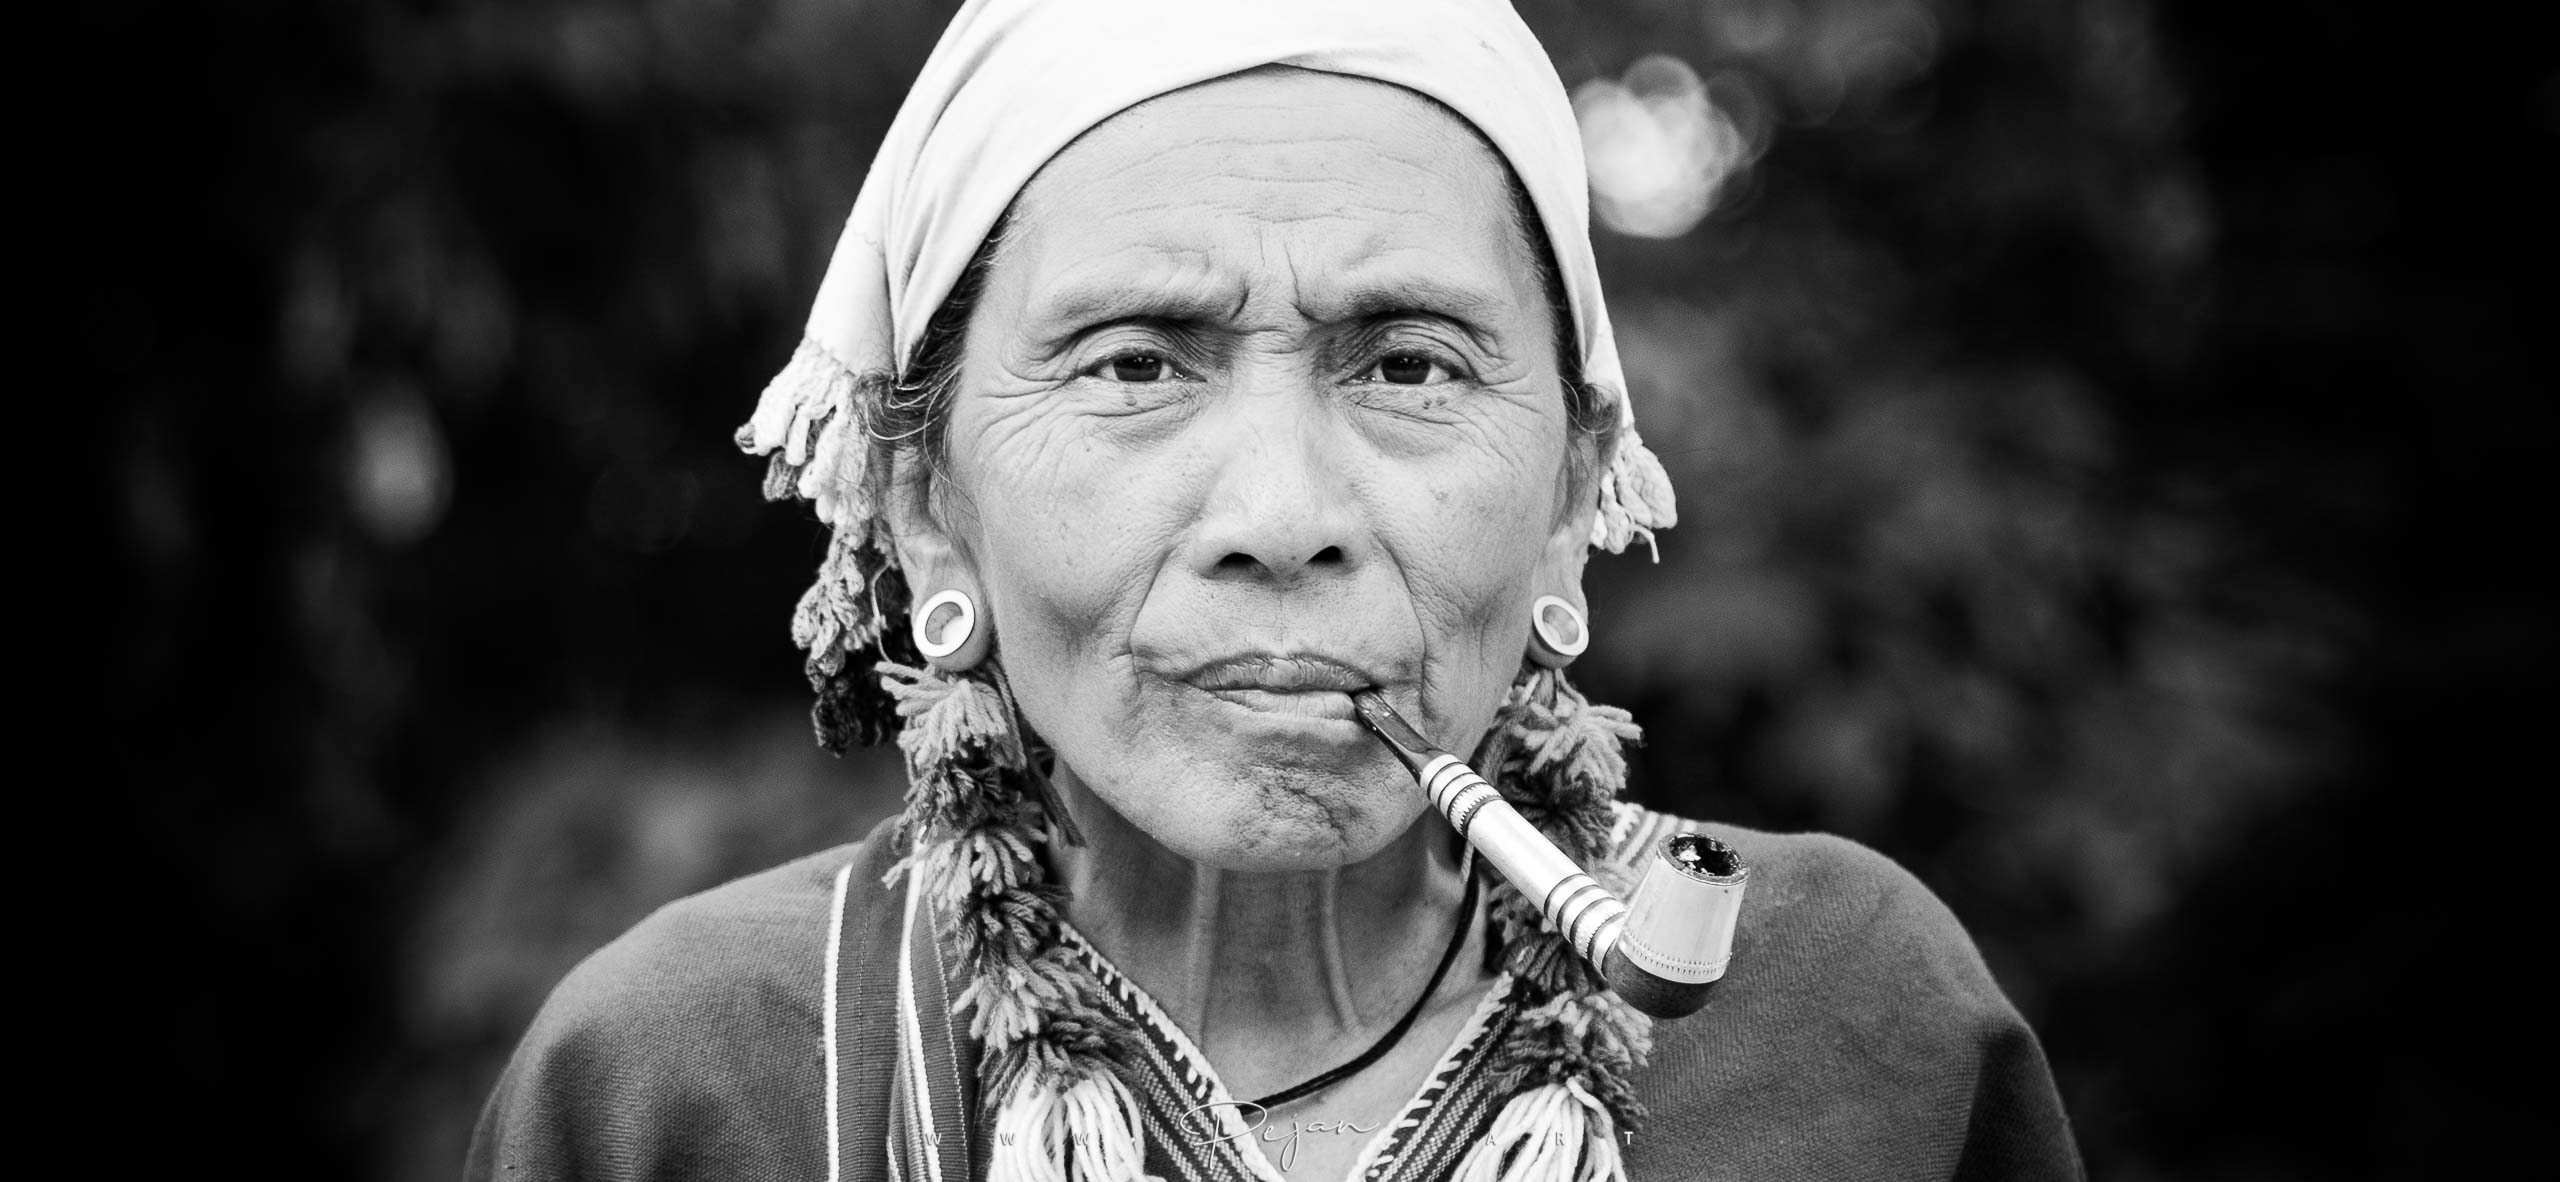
[1450,1077,1628,1182]
[1589,426,1677,559]
[1489,668,1645,873]
[986,1069,1156,1182]
[794,528,890,682]
[878,661,1146,1181]
[735,338,920,750]
[737,336,876,532]
[1468,667,1657,1161]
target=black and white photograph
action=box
[103,0,2543,1178]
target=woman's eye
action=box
[1366,352,1450,385]
[1099,351,1176,383]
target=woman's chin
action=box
[1135,772,1423,873]
[1044,694,1432,870]
[1173,826,1393,873]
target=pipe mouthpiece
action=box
[1348,690,1434,772]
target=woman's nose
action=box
[1187,397,1365,583]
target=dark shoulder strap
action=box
[830,835,911,1182]
[885,873,981,1180]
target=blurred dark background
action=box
[99,0,2546,1177]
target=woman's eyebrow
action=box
[1025,280,1243,337]
[1021,273,1518,342]
[1309,276,1514,334]
[1307,278,1519,348]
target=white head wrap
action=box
[739,0,1675,555]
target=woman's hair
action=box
[865,176,1622,536]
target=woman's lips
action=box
[1200,686,1360,720]
[1182,655,1375,722]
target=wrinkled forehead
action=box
[990,68,1544,313]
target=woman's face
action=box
[921,69,1592,871]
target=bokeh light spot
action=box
[1576,54,1758,239]
[348,390,453,547]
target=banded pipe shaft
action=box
[1350,690,1748,1019]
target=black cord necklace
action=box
[1244,864,1481,1111]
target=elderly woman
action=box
[470,1,2079,1179]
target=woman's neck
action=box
[1044,764,1489,1098]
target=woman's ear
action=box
[1527,487,1597,668]
[885,475,993,671]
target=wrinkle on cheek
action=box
[978,460,1184,672]
[1440,416,1530,469]
[1097,520,1183,657]
[1026,643,1146,730]
[954,397,1086,505]
[1354,387,1560,482]
[1374,480,1552,748]
[1469,384,1570,458]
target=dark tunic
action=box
[468,810,2082,1180]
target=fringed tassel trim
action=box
[1590,428,1677,560]
[794,528,892,682]
[877,662,1036,873]
[986,1068,1156,1182]
[878,661,1147,1181]
[1474,665,1658,1145]
[881,661,1026,774]
[739,336,916,750]
[736,335,877,533]
[1484,669,1645,886]
[1449,1077,1629,1182]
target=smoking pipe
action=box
[1350,690,1747,1020]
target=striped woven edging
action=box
[1057,921,1535,1182]
[893,881,947,1182]
[1355,974,1520,1181]
[1058,926,1276,1181]
[1607,801,1680,870]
